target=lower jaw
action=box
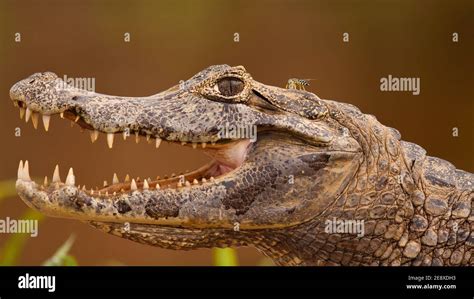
[16,138,253,199]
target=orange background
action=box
[0,0,472,265]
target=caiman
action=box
[9,65,473,266]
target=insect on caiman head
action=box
[11,65,362,249]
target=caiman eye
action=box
[215,77,244,97]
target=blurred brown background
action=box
[0,0,472,265]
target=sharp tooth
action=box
[74,115,80,122]
[98,191,102,196]
[211,142,216,146]
[155,138,162,148]
[155,183,160,190]
[19,107,26,119]
[193,179,198,185]
[113,192,116,196]
[60,112,65,118]
[192,143,197,149]
[105,191,109,196]
[25,107,32,123]
[90,189,94,195]
[210,177,215,182]
[42,115,51,131]
[112,173,119,184]
[65,168,75,186]
[185,181,191,187]
[17,160,24,179]
[201,142,207,148]
[82,185,86,191]
[156,176,161,180]
[130,179,137,191]
[181,141,186,146]
[135,132,140,143]
[90,130,99,143]
[43,176,48,186]
[30,112,39,129]
[123,131,128,140]
[107,133,114,149]
[201,178,207,183]
[146,134,151,142]
[124,174,130,183]
[143,179,149,190]
[31,112,39,129]
[23,160,31,181]
[103,180,108,187]
[177,181,183,188]
[52,165,61,182]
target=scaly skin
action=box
[9,65,473,265]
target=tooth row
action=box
[89,130,165,150]
[21,106,54,131]
[17,106,212,150]
[18,160,217,195]
[17,161,74,187]
[87,128,212,150]
[98,173,216,191]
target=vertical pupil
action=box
[218,78,244,96]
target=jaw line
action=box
[14,138,255,228]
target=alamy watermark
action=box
[58,74,96,92]
[325,217,364,237]
[217,122,257,142]
[380,75,420,95]
[18,273,55,292]
[0,217,38,237]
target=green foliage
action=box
[43,235,77,266]
[212,248,238,266]
[0,180,78,266]
[0,180,17,204]
[61,254,79,266]
[0,209,44,265]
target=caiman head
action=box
[10,65,362,256]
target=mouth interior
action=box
[100,138,251,193]
[14,100,252,195]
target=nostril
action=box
[29,79,35,84]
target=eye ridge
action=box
[217,77,244,97]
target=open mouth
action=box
[14,99,253,196]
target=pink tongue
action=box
[203,139,252,170]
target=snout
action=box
[10,72,76,115]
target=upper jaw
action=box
[10,72,232,144]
